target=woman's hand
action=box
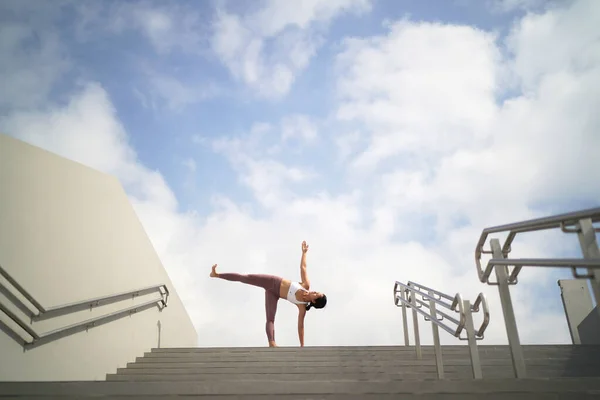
[302,240,309,253]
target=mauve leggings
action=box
[218,273,282,343]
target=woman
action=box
[210,241,327,347]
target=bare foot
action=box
[210,264,219,278]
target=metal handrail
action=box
[0,264,169,348]
[395,282,490,340]
[472,292,490,337]
[0,297,166,349]
[475,207,600,284]
[394,280,490,379]
[0,263,169,321]
[407,281,455,303]
[396,285,464,336]
[394,282,465,337]
[482,258,600,283]
[473,207,600,379]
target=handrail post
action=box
[401,287,410,346]
[491,238,527,378]
[428,290,444,379]
[410,287,422,359]
[576,218,600,304]
[463,299,482,379]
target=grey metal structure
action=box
[0,264,169,348]
[474,207,600,378]
[558,279,595,345]
[393,281,489,379]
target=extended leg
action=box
[211,264,281,293]
[218,272,280,291]
[265,289,279,347]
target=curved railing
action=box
[0,264,168,349]
[394,280,490,379]
[475,207,600,285]
[473,207,600,378]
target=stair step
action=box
[125,359,600,368]
[134,355,600,364]
[141,350,600,359]
[2,378,600,396]
[145,348,600,355]
[16,395,588,400]
[149,345,600,352]
[115,365,600,374]
[106,370,600,381]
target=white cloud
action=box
[212,130,317,209]
[210,0,372,98]
[504,0,600,91]
[335,21,501,171]
[489,0,553,13]
[281,114,318,143]
[138,68,220,112]
[182,158,197,173]
[0,22,69,110]
[249,0,372,37]
[105,2,207,55]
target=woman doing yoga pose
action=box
[210,240,327,347]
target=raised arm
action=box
[300,240,310,289]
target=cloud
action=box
[67,1,220,112]
[84,1,208,55]
[137,68,221,112]
[281,114,318,143]
[0,15,69,110]
[210,0,372,98]
[489,0,553,13]
[211,128,317,209]
[504,0,600,91]
[335,21,501,171]
[182,158,197,173]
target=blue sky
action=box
[1,0,599,347]
[4,0,530,214]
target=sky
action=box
[1,0,599,348]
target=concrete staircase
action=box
[2,345,600,398]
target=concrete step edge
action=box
[3,378,600,396]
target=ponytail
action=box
[306,294,327,311]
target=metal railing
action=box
[394,280,490,379]
[474,207,600,378]
[0,263,169,349]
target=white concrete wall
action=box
[0,133,197,381]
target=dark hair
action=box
[306,294,327,311]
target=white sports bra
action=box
[286,281,309,305]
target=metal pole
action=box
[491,238,527,378]
[576,218,600,305]
[429,290,444,379]
[410,288,422,359]
[401,288,410,346]
[463,299,482,379]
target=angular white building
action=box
[0,133,197,381]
